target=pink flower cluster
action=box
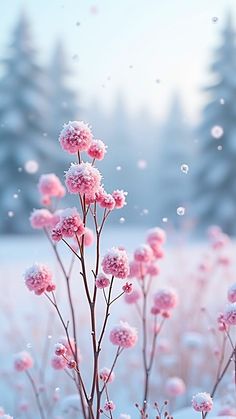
[88,139,107,160]
[24,263,55,295]
[153,287,179,312]
[95,273,110,289]
[192,392,213,413]
[165,377,186,397]
[99,367,115,383]
[223,303,236,325]
[109,321,137,348]
[102,247,130,279]
[14,351,33,372]
[65,162,102,196]
[228,282,236,303]
[59,121,93,153]
[51,207,85,242]
[30,208,53,229]
[38,173,65,205]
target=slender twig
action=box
[25,370,46,419]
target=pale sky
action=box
[1,0,236,123]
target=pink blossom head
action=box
[128,260,145,279]
[223,303,236,325]
[112,190,127,209]
[146,263,160,277]
[99,367,115,383]
[99,193,115,210]
[51,355,67,370]
[59,121,93,153]
[146,227,166,246]
[95,273,110,289]
[154,288,178,311]
[102,247,130,279]
[58,336,76,358]
[65,162,101,196]
[38,174,64,198]
[83,229,94,248]
[134,244,153,263]
[217,313,229,332]
[109,321,137,348]
[228,283,236,303]
[14,351,33,372]
[124,289,141,304]
[88,139,107,160]
[30,209,53,229]
[55,343,67,357]
[192,392,213,413]
[122,282,132,294]
[24,263,53,295]
[165,377,186,397]
[104,401,115,412]
[52,207,84,240]
[149,242,165,259]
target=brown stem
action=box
[25,370,46,419]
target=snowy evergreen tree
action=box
[194,15,236,234]
[103,93,137,224]
[154,94,193,227]
[48,40,80,142]
[0,13,57,233]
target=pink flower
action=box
[149,242,165,259]
[228,283,236,303]
[192,392,213,413]
[30,208,52,229]
[112,190,127,209]
[104,401,115,412]
[38,174,65,198]
[154,288,178,311]
[51,356,67,370]
[95,273,110,289]
[99,193,115,210]
[67,359,77,369]
[128,260,146,279]
[146,263,160,277]
[52,207,85,240]
[65,162,101,196]
[217,313,228,332]
[55,343,67,356]
[109,321,137,348]
[99,367,115,383]
[124,289,141,304]
[146,227,166,245]
[58,336,76,358]
[122,282,132,293]
[83,228,94,246]
[223,303,236,325]
[30,209,53,229]
[88,139,107,160]
[59,121,93,153]
[165,377,186,397]
[24,263,54,295]
[102,248,130,279]
[14,351,33,372]
[134,244,153,263]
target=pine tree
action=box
[0,13,56,233]
[194,15,236,234]
[154,94,193,227]
[48,40,79,142]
